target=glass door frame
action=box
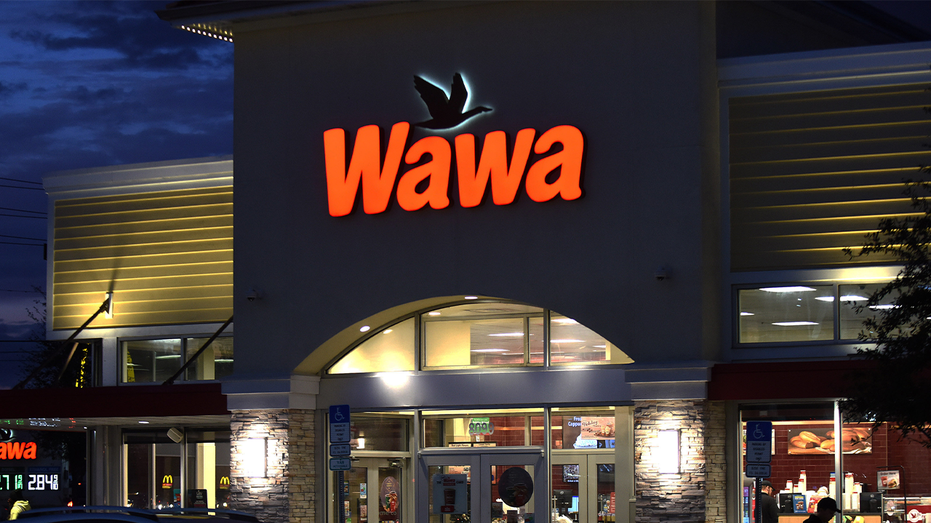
[418,446,547,523]
[551,450,616,523]
[330,456,411,523]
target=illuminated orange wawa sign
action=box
[0,442,37,460]
[323,73,584,217]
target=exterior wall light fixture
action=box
[658,429,680,474]
[242,437,267,478]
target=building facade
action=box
[8,3,931,523]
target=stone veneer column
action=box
[288,409,316,523]
[634,400,708,523]
[229,409,316,523]
[704,401,727,523]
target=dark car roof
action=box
[18,507,260,523]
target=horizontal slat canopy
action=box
[52,186,233,330]
[730,84,931,270]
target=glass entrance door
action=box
[551,453,616,523]
[331,457,407,523]
[419,447,546,523]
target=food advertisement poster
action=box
[877,470,900,490]
[379,476,400,520]
[432,473,467,515]
[787,426,871,455]
[563,416,615,449]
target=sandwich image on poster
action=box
[787,426,871,455]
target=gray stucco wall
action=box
[232,1,722,379]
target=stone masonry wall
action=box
[705,401,727,523]
[288,410,316,523]
[230,409,315,523]
[635,400,708,523]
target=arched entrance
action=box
[313,298,635,523]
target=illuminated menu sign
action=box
[0,467,60,491]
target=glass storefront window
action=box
[122,337,233,383]
[124,431,182,509]
[329,318,415,374]
[124,339,182,383]
[551,407,617,450]
[738,286,835,343]
[422,409,542,448]
[351,414,410,452]
[737,282,901,344]
[423,303,543,368]
[550,314,630,365]
[326,300,632,374]
[186,430,232,509]
[124,429,231,510]
[838,283,897,340]
[185,337,234,381]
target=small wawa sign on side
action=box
[322,73,585,217]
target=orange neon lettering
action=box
[397,136,451,211]
[0,442,36,460]
[525,125,584,202]
[323,122,411,216]
[455,129,536,207]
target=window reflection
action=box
[327,300,631,373]
[423,303,542,368]
[122,337,233,383]
[738,286,834,343]
[838,283,897,340]
[124,339,182,383]
[737,283,899,344]
[550,314,628,364]
[329,318,415,374]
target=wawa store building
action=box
[12,3,931,523]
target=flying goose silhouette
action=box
[413,73,491,130]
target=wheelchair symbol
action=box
[333,409,346,422]
[753,426,764,439]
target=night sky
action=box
[0,1,232,387]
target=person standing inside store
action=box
[804,497,838,523]
[759,480,779,523]
[8,489,31,520]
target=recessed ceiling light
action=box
[841,295,869,301]
[139,421,150,424]
[760,286,816,293]
[489,332,524,337]
[740,311,755,316]
[383,329,393,335]
[360,325,371,332]
[551,339,584,343]
[428,311,441,316]
[471,348,509,353]
[553,318,579,325]
[464,296,478,300]
[772,321,818,326]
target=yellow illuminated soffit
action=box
[178,23,233,42]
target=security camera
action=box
[654,267,669,281]
[246,287,262,301]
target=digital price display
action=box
[0,468,60,491]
